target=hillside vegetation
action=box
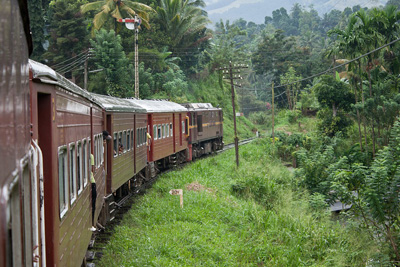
[96,138,377,266]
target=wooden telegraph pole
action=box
[218,62,248,167]
[272,81,275,144]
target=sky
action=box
[204,0,387,25]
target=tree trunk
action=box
[359,61,368,157]
[367,69,375,157]
[354,77,363,152]
[332,102,337,117]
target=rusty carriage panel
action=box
[29,60,104,267]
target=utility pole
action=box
[118,16,141,98]
[218,62,248,167]
[271,81,275,144]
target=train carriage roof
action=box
[180,103,220,111]
[90,93,146,113]
[29,59,92,100]
[127,99,187,113]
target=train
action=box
[0,1,223,266]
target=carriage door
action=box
[147,114,152,162]
[37,93,54,265]
[179,114,182,146]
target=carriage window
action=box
[153,125,157,140]
[118,132,123,155]
[127,131,131,150]
[113,133,117,157]
[197,115,203,132]
[137,129,139,147]
[77,141,83,195]
[123,131,127,152]
[170,123,173,137]
[58,147,68,217]
[94,136,97,167]
[83,139,88,187]
[131,130,134,149]
[143,128,147,145]
[158,125,162,139]
[88,138,91,176]
[163,124,166,138]
[69,143,77,205]
[100,134,104,164]
[167,124,170,137]
[138,129,141,146]
[182,121,185,134]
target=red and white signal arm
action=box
[118,18,142,30]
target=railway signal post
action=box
[118,16,141,98]
[218,62,248,167]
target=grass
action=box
[97,138,377,266]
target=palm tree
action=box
[156,0,211,47]
[81,0,154,33]
[328,15,365,153]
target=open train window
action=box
[118,132,123,155]
[167,124,170,137]
[143,128,147,145]
[58,146,69,218]
[170,123,173,137]
[123,131,127,152]
[127,130,131,150]
[153,125,157,141]
[197,115,203,132]
[162,124,166,138]
[100,134,104,164]
[131,130,134,149]
[138,128,141,147]
[158,125,162,139]
[69,143,77,205]
[77,141,83,195]
[113,133,118,157]
[83,139,88,187]
[137,129,139,147]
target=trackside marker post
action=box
[169,189,183,208]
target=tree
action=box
[89,29,133,97]
[28,0,47,61]
[43,0,90,84]
[156,0,211,73]
[280,67,302,110]
[81,0,154,33]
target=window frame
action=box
[77,141,83,195]
[153,125,157,140]
[82,138,88,187]
[69,142,77,205]
[58,146,69,218]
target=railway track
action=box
[85,136,257,266]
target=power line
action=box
[270,37,400,91]
[51,49,89,68]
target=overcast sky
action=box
[204,0,387,25]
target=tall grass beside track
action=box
[98,138,376,266]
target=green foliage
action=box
[317,108,353,137]
[328,118,400,262]
[89,29,133,97]
[28,0,47,61]
[96,139,376,266]
[43,0,89,67]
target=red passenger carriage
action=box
[29,60,106,267]
[0,0,35,265]
[128,100,190,173]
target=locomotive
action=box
[1,1,223,265]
